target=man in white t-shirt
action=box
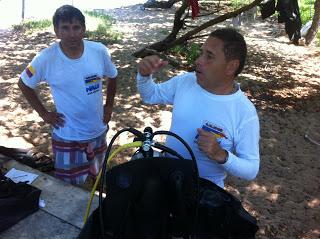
[136,28,260,188]
[18,5,118,184]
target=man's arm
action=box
[138,55,168,77]
[18,78,65,128]
[137,55,184,105]
[223,117,260,180]
[197,117,260,181]
[103,77,117,124]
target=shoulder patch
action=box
[25,65,35,78]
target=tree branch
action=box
[166,0,263,49]
[133,0,263,57]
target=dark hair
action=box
[210,28,247,76]
[53,5,85,28]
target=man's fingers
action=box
[52,122,60,129]
[139,61,154,75]
[56,119,64,127]
[158,60,168,69]
[151,58,168,71]
[41,111,64,128]
[138,55,167,76]
[197,128,212,138]
[147,55,161,66]
[56,115,65,122]
[56,113,65,125]
[197,137,209,147]
[143,58,159,73]
[51,113,65,127]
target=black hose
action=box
[153,130,199,239]
[153,142,185,161]
[98,128,199,239]
[99,127,144,239]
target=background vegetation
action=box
[12,10,122,44]
[10,0,319,59]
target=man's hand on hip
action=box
[41,111,65,129]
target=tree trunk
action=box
[21,0,25,21]
[134,0,263,58]
[305,0,320,45]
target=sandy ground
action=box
[0,3,320,239]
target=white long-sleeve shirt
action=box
[137,72,260,188]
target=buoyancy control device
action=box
[78,127,258,239]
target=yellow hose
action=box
[83,141,142,224]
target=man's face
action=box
[54,18,85,50]
[195,36,237,92]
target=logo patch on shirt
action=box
[195,121,228,144]
[84,75,101,95]
[25,65,35,78]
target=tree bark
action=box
[305,0,320,45]
[21,0,25,21]
[134,0,263,58]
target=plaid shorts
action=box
[52,131,107,185]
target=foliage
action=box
[230,0,252,9]
[85,24,123,45]
[300,0,315,24]
[84,10,115,26]
[299,0,320,45]
[203,0,318,45]
[170,42,201,65]
[229,0,315,24]
[11,11,122,45]
[230,0,314,24]
[12,19,51,32]
[225,0,319,46]
[84,10,122,44]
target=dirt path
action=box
[0,4,320,238]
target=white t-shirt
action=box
[137,72,260,187]
[21,40,118,140]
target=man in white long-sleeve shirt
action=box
[136,28,260,188]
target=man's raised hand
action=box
[138,55,168,76]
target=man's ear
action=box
[226,59,240,76]
[54,27,60,39]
